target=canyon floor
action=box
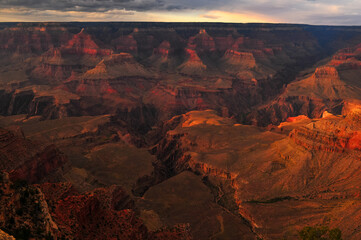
[1,22,361,239]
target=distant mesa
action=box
[180,109,235,127]
[221,50,256,71]
[187,28,216,52]
[64,29,113,56]
[112,34,138,54]
[314,66,339,78]
[83,53,151,79]
[177,48,207,75]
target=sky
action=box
[0,0,360,25]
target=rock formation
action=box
[2,22,361,240]
[177,48,207,75]
[0,128,67,183]
[249,42,361,126]
[150,109,361,239]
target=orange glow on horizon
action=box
[0,8,280,23]
[199,10,279,23]
[147,10,279,23]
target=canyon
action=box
[1,22,361,239]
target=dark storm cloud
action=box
[0,0,166,12]
[0,0,230,12]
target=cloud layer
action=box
[0,0,215,12]
[0,0,361,25]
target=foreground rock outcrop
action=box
[0,172,192,240]
[0,172,59,239]
[0,128,67,183]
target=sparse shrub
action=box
[45,232,54,240]
[329,228,342,240]
[20,190,30,205]
[12,226,32,240]
[16,207,24,216]
[8,216,15,225]
[299,225,342,240]
[10,179,28,190]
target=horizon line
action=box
[1,21,361,27]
